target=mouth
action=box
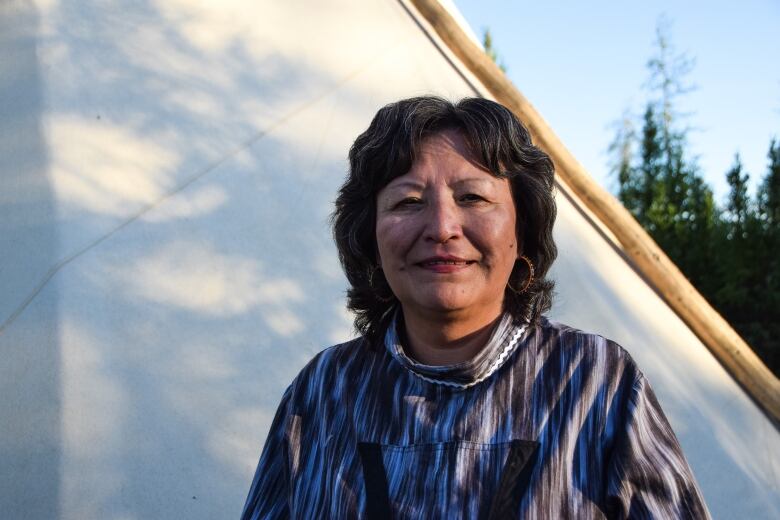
[415,256,475,271]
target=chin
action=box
[423,299,471,314]
[407,290,477,315]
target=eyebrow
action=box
[383,180,425,192]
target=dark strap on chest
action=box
[358,442,393,520]
[487,440,539,520]
[358,440,538,520]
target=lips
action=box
[415,255,475,272]
[419,259,471,266]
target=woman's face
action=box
[375,129,519,323]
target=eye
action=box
[459,193,487,204]
[393,197,423,209]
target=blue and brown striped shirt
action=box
[241,314,710,519]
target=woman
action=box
[241,97,709,519]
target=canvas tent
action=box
[1,0,777,518]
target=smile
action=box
[415,256,476,272]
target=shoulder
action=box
[298,336,374,376]
[526,319,654,435]
[529,316,643,381]
[285,336,384,404]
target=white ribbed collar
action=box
[384,312,527,389]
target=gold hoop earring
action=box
[368,265,395,303]
[507,255,535,295]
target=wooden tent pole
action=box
[410,0,780,423]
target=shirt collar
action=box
[384,312,527,389]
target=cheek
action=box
[473,214,518,258]
[375,217,412,264]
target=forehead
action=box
[417,128,471,158]
[384,129,502,190]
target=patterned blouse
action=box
[241,314,710,519]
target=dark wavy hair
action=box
[332,96,557,346]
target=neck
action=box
[400,307,503,366]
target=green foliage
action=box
[758,138,780,225]
[609,19,778,376]
[608,111,638,215]
[482,28,507,73]
[712,147,780,374]
[725,154,749,227]
[748,140,780,373]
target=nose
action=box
[424,196,462,243]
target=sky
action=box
[453,0,780,202]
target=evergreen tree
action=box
[638,104,662,230]
[725,154,750,233]
[681,174,716,291]
[716,155,752,312]
[609,18,778,376]
[758,138,780,226]
[608,112,639,216]
[751,139,780,373]
[639,21,713,282]
[482,29,506,72]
